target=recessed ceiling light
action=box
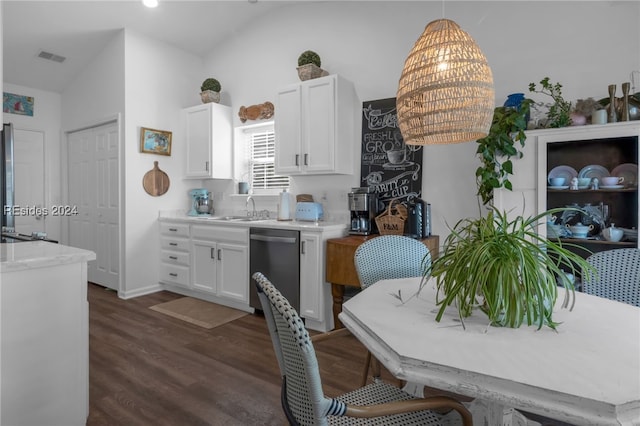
[142,0,158,8]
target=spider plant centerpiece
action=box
[425,206,593,330]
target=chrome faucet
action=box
[246,196,256,218]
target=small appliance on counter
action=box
[348,187,379,235]
[188,188,213,216]
[295,202,324,222]
[407,198,431,239]
[277,189,293,221]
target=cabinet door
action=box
[184,103,232,179]
[299,232,322,321]
[217,242,249,303]
[275,85,303,174]
[192,240,217,293]
[184,105,212,178]
[304,76,336,173]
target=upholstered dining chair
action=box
[581,248,640,307]
[252,272,471,426]
[353,235,431,385]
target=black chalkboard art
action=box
[361,98,423,208]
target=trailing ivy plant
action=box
[529,77,572,128]
[475,99,532,206]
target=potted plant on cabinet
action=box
[423,206,593,330]
[200,78,221,104]
[529,77,572,128]
[296,50,328,81]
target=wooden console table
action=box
[325,234,439,328]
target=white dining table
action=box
[339,277,640,426]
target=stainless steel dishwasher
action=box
[249,227,300,312]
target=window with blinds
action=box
[245,124,289,192]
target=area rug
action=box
[150,297,247,329]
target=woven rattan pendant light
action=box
[397,19,495,145]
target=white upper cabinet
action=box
[275,74,358,175]
[183,103,232,179]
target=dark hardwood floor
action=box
[87,283,374,426]
[87,283,573,426]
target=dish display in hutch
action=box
[537,124,638,264]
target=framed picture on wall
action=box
[140,127,172,156]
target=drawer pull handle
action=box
[169,256,178,260]
[169,242,178,246]
[169,228,178,232]
[169,273,178,277]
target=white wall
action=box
[121,29,204,297]
[61,28,205,297]
[203,1,640,235]
[2,83,62,241]
[3,1,639,299]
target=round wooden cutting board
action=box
[143,161,170,196]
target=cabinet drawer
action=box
[160,249,189,266]
[159,263,190,287]
[160,222,190,238]
[161,236,190,252]
[192,225,248,244]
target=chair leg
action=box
[360,351,372,387]
[370,356,381,381]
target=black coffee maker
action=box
[348,187,379,235]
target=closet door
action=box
[68,122,120,290]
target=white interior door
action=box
[13,129,45,235]
[67,122,120,291]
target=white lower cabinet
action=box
[299,228,348,332]
[159,222,190,288]
[159,220,250,310]
[159,219,347,325]
[191,225,249,305]
[299,232,321,321]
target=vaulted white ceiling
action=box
[2,0,294,93]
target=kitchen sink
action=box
[209,215,267,222]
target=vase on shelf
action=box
[504,93,530,123]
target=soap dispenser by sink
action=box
[277,189,292,221]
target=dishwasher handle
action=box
[250,234,297,244]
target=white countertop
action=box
[0,241,96,273]
[158,210,349,233]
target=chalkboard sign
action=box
[360,97,423,208]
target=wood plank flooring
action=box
[86,283,573,426]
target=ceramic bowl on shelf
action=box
[602,224,624,242]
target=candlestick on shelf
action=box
[621,82,630,122]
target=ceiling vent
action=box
[37,50,66,63]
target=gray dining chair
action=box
[581,248,640,307]
[353,235,431,385]
[252,272,472,426]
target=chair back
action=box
[253,272,346,426]
[582,248,640,307]
[354,235,431,289]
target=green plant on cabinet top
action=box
[297,50,321,67]
[201,78,221,93]
[529,77,572,128]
